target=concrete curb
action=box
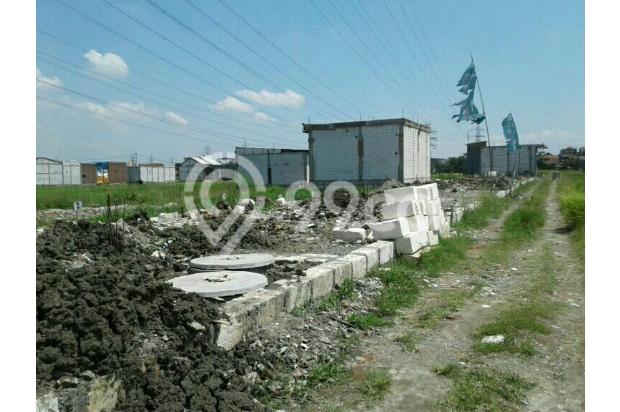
[214,240,395,350]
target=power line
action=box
[217,0,370,119]
[37,79,306,148]
[37,51,303,145]
[309,0,411,110]
[37,29,299,134]
[141,0,336,122]
[49,0,299,128]
[325,0,414,108]
[185,0,356,121]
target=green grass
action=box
[418,282,483,329]
[307,360,351,387]
[557,171,585,259]
[500,179,550,244]
[435,363,535,411]
[417,236,472,277]
[432,172,464,180]
[317,279,356,312]
[347,313,389,330]
[394,330,419,352]
[455,195,510,230]
[356,369,392,401]
[474,246,557,356]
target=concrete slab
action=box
[304,266,335,301]
[342,253,367,279]
[426,231,439,246]
[318,259,353,286]
[381,200,417,220]
[332,227,367,243]
[428,215,444,231]
[415,183,439,201]
[368,217,409,240]
[425,199,443,216]
[395,231,427,255]
[367,240,395,264]
[190,253,275,271]
[169,271,268,297]
[407,215,429,232]
[383,186,417,203]
[350,246,380,272]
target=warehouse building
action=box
[235,147,309,186]
[36,157,64,185]
[129,163,176,183]
[303,118,431,185]
[178,155,222,181]
[466,142,545,176]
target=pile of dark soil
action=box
[36,221,275,411]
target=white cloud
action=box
[76,101,111,117]
[164,111,188,126]
[521,128,574,142]
[254,112,275,123]
[237,89,305,108]
[83,50,129,78]
[213,96,255,113]
[36,68,64,90]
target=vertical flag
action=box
[452,61,486,124]
[502,113,519,152]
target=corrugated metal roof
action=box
[185,155,221,166]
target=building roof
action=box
[184,155,221,166]
[36,156,62,164]
[302,118,431,133]
[235,146,308,155]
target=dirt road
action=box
[307,179,584,411]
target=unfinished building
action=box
[235,147,309,186]
[466,142,545,176]
[303,118,431,186]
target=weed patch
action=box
[357,369,392,401]
[435,363,534,411]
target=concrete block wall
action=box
[236,148,309,186]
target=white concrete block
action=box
[384,186,417,203]
[342,253,367,279]
[417,200,427,215]
[273,278,310,312]
[332,227,367,243]
[381,200,417,220]
[415,183,439,201]
[304,266,335,301]
[395,231,427,255]
[317,260,353,286]
[495,190,507,198]
[369,217,409,240]
[350,246,380,272]
[426,231,439,246]
[428,215,445,231]
[407,215,429,232]
[425,199,443,216]
[367,240,395,264]
[215,320,244,350]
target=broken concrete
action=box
[331,227,367,243]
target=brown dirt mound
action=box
[36,221,273,411]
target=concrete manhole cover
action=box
[190,253,275,271]
[168,271,268,297]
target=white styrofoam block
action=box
[384,186,417,203]
[382,200,417,220]
[369,218,410,240]
[415,183,439,201]
[395,231,427,254]
[407,215,429,232]
[332,227,367,243]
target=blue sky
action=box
[36,0,584,162]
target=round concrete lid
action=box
[190,253,275,270]
[168,271,268,297]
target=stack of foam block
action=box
[368,183,449,257]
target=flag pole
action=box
[470,52,493,173]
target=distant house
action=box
[466,142,545,176]
[178,155,222,182]
[235,147,309,186]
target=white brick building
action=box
[235,147,309,186]
[303,118,431,185]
